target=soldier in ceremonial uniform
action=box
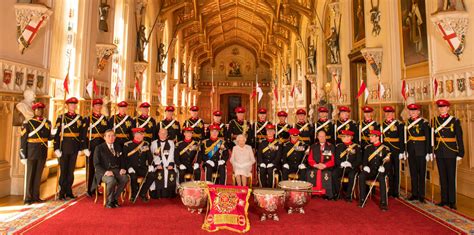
[433,99,464,209]
[175,127,201,183]
[109,101,133,147]
[405,103,431,203]
[275,111,290,144]
[358,130,391,211]
[381,106,405,198]
[281,128,308,181]
[54,97,84,200]
[332,130,361,201]
[335,106,359,145]
[307,130,335,199]
[315,107,334,145]
[227,107,251,146]
[123,128,157,203]
[134,102,156,143]
[183,106,205,141]
[150,128,176,198]
[199,125,229,185]
[157,106,181,142]
[20,102,51,204]
[252,108,271,146]
[206,110,227,140]
[257,124,281,188]
[293,109,314,146]
[82,98,108,196]
[359,106,380,149]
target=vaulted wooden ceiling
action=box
[160,0,315,67]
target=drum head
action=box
[278,180,312,190]
[253,189,285,196]
[180,181,211,188]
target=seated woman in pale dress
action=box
[230,134,256,186]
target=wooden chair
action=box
[127,176,149,201]
[365,176,389,202]
[288,173,299,180]
[232,174,253,187]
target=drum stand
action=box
[261,213,279,221]
[287,207,305,214]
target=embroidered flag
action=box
[16,6,52,54]
[63,71,70,94]
[134,78,141,100]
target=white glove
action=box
[378,166,385,173]
[363,166,370,173]
[128,167,135,174]
[343,161,352,168]
[267,163,274,168]
[456,156,462,161]
[206,160,215,167]
[20,159,27,165]
[179,164,186,170]
[148,165,155,172]
[399,153,404,160]
[83,149,91,157]
[425,154,431,162]
[218,160,225,166]
[298,164,306,170]
[259,163,266,168]
[54,150,62,158]
[403,152,408,160]
[283,163,289,169]
[193,163,200,170]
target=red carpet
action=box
[17,195,462,234]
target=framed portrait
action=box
[352,0,366,47]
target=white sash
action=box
[256,121,269,134]
[113,115,129,131]
[162,119,176,129]
[407,118,422,130]
[139,116,152,128]
[88,115,105,131]
[316,120,331,132]
[28,119,47,137]
[219,123,224,129]
[336,120,351,132]
[191,119,202,128]
[382,120,397,134]
[298,122,310,132]
[435,116,454,134]
[63,115,80,129]
[361,120,376,132]
[277,124,289,136]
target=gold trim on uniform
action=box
[27,138,48,143]
[408,136,426,141]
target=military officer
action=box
[199,125,229,185]
[123,128,157,203]
[281,128,308,181]
[54,97,84,200]
[359,106,380,149]
[157,106,181,142]
[358,130,391,211]
[294,109,314,146]
[82,98,108,196]
[335,106,359,145]
[315,107,334,145]
[257,124,281,188]
[227,107,251,146]
[405,103,431,203]
[20,102,51,204]
[275,111,290,144]
[109,101,133,147]
[333,130,361,201]
[433,99,464,210]
[206,110,228,140]
[381,106,405,198]
[183,106,205,141]
[252,108,271,147]
[134,102,156,143]
[175,127,201,183]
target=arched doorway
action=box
[219,93,250,123]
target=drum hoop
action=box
[278,180,312,190]
[253,189,285,196]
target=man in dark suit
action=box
[93,129,128,208]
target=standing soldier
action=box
[20,102,51,204]
[82,98,108,196]
[275,111,290,144]
[175,127,201,183]
[335,106,359,145]
[54,97,84,200]
[381,106,405,198]
[405,103,431,203]
[433,99,464,210]
[294,109,314,146]
[315,107,334,145]
[257,124,281,188]
[134,102,156,144]
[183,106,205,141]
[158,106,181,142]
[109,101,133,147]
[358,130,391,211]
[227,107,250,146]
[206,110,227,140]
[333,130,361,201]
[281,128,308,181]
[359,106,380,149]
[252,108,271,147]
[199,125,229,185]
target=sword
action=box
[361,171,381,208]
[132,170,149,204]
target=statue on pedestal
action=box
[157,42,166,72]
[307,44,316,74]
[15,89,36,125]
[326,26,340,64]
[136,25,148,62]
[98,0,110,32]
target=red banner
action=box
[202,185,251,233]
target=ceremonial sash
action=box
[316,120,331,132]
[127,141,145,157]
[276,123,288,136]
[256,121,268,134]
[88,115,105,130]
[262,140,277,153]
[162,119,176,130]
[179,141,195,155]
[113,115,129,131]
[286,141,300,157]
[435,116,454,134]
[139,116,152,128]
[205,140,222,159]
[28,119,47,137]
[407,118,422,130]
[191,119,202,128]
[361,120,376,132]
[337,120,351,132]
[382,120,397,134]
[63,115,80,129]
[298,122,310,132]
[368,146,384,162]
[219,123,224,129]
[339,144,356,159]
